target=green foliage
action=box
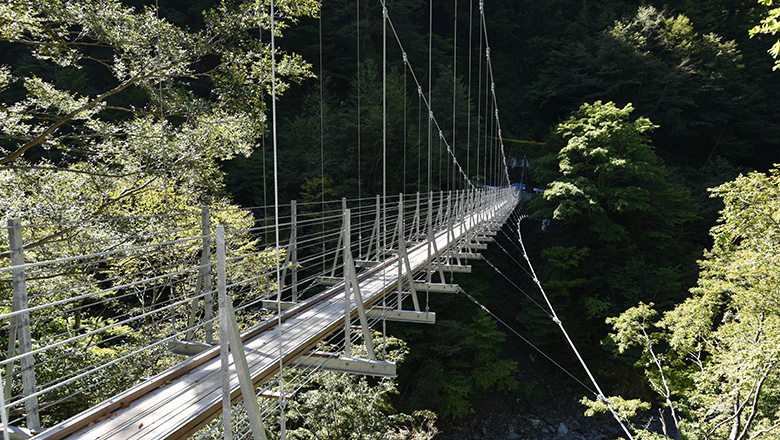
[284,336,438,440]
[528,6,752,163]
[750,0,780,70]
[537,101,661,242]
[400,312,519,419]
[0,0,312,425]
[530,101,696,329]
[0,0,317,224]
[596,166,780,439]
[580,395,650,420]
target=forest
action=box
[1,0,780,439]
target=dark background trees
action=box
[220,0,780,425]
[5,0,779,431]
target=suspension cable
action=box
[428,0,433,193]
[269,0,288,436]
[458,288,596,395]
[466,0,473,182]
[516,216,636,440]
[452,0,458,190]
[478,1,511,186]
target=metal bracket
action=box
[354,260,379,268]
[316,276,343,286]
[412,282,460,293]
[0,424,32,440]
[367,307,436,324]
[167,340,211,356]
[261,300,297,311]
[454,252,482,260]
[296,352,396,377]
[431,264,471,273]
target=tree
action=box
[0,0,315,425]
[284,336,439,440]
[530,101,696,328]
[0,0,317,232]
[750,0,780,70]
[528,6,751,163]
[586,166,780,439]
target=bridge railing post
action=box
[342,209,376,360]
[329,197,348,278]
[216,226,268,440]
[186,207,213,343]
[291,201,298,302]
[279,200,299,302]
[4,218,40,432]
[394,194,420,312]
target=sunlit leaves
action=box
[750,0,780,70]
[536,101,681,243]
[596,166,780,439]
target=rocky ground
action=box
[432,342,653,440]
[434,394,631,440]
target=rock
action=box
[529,419,543,427]
[507,433,522,440]
[472,432,481,440]
[556,423,569,438]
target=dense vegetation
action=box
[2,0,780,438]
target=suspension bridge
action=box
[2,188,519,440]
[0,0,536,438]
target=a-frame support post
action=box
[364,195,381,261]
[446,192,462,267]
[394,195,420,312]
[216,226,268,440]
[411,192,421,241]
[185,206,213,344]
[424,193,447,286]
[342,209,376,360]
[280,200,299,302]
[329,198,348,278]
[5,218,40,432]
[1,378,9,440]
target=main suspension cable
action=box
[516,216,635,440]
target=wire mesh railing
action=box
[1,187,518,438]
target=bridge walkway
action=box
[36,194,515,440]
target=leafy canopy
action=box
[750,0,780,70]
[530,101,695,324]
[588,166,780,440]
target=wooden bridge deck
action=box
[35,203,511,440]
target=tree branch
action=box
[0,55,193,166]
[2,164,142,178]
[736,359,779,440]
